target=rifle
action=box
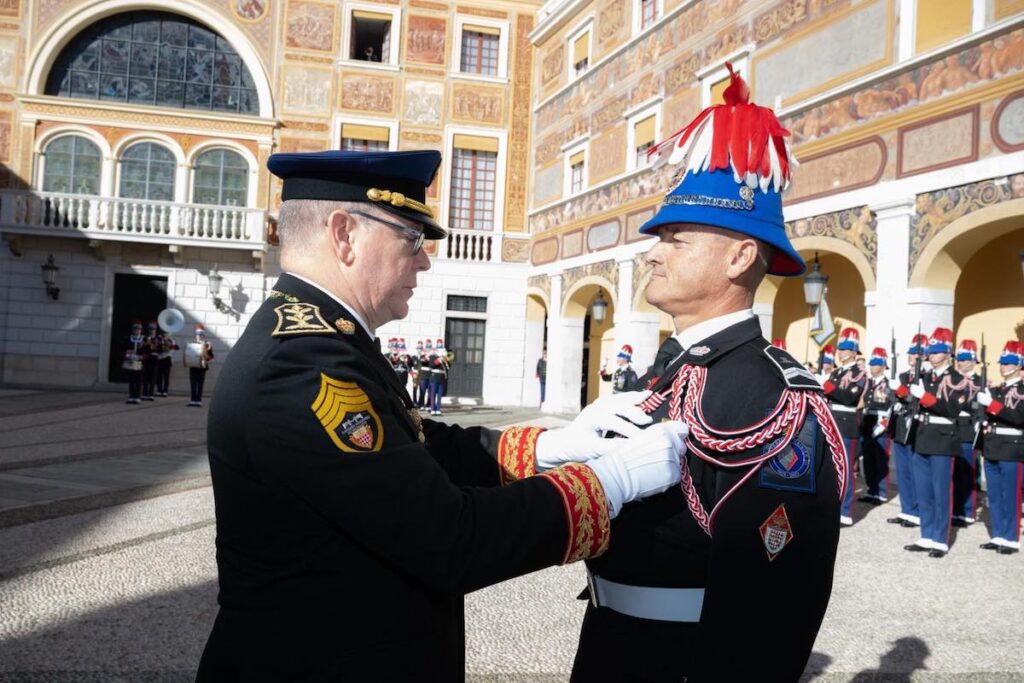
[889,328,898,381]
[980,333,988,389]
[973,334,987,450]
[908,322,924,423]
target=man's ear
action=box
[725,238,760,280]
[327,209,356,265]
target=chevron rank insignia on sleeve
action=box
[763,345,822,390]
[311,374,384,453]
[272,303,336,336]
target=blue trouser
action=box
[430,379,445,413]
[418,377,431,408]
[953,442,977,520]
[892,441,918,521]
[912,451,953,549]
[540,380,546,403]
[840,437,857,518]
[984,459,1023,546]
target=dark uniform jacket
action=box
[907,366,970,456]
[573,319,843,683]
[890,368,922,445]
[600,365,639,393]
[197,274,609,682]
[391,352,410,387]
[822,363,865,438]
[956,372,982,443]
[980,379,1024,461]
[860,375,894,438]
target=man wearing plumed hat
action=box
[822,326,867,527]
[566,65,847,683]
[196,149,690,679]
[952,338,982,527]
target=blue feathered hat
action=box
[640,64,804,276]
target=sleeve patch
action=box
[497,426,543,485]
[540,463,611,563]
[311,373,384,453]
[759,414,818,494]
[273,303,336,337]
[763,345,822,391]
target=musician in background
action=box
[122,319,146,405]
[185,325,214,407]
[859,348,894,505]
[155,328,179,398]
[141,320,160,401]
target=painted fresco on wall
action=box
[282,65,332,114]
[235,0,269,22]
[596,0,627,55]
[994,91,1024,151]
[340,73,396,115]
[406,15,446,65]
[403,80,443,126]
[502,238,530,263]
[451,83,504,125]
[754,0,890,107]
[898,107,978,177]
[0,35,14,89]
[785,29,1024,145]
[505,13,536,233]
[787,138,886,202]
[786,205,878,269]
[285,1,336,52]
[0,110,10,162]
[533,163,561,206]
[909,172,1024,273]
[588,125,626,184]
[0,0,17,18]
[560,260,618,309]
[540,45,564,87]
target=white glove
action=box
[536,429,623,470]
[872,422,886,439]
[976,390,993,407]
[573,391,654,437]
[909,383,925,399]
[587,421,688,518]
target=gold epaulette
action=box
[271,302,336,337]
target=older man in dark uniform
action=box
[566,66,846,683]
[196,150,688,681]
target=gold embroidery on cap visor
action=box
[366,188,435,219]
[311,374,384,453]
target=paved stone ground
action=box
[0,388,1021,682]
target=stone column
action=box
[868,198,916,373]
[543,274,586,414]
[522,314,546,408]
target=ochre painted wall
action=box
[954,227,1024,376]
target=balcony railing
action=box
[0,190,266,249]
[441,228,502,262]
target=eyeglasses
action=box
[350,210,425,255]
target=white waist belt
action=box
[992,427,1024,436]
[587,572,704,623]
[916,415,954,424]
[829,403,857,413]
[864,409,888,416]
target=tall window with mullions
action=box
[118,142,176,202]
[44,11,259,115]
[459,27,499,76]
[192,149,248,206]
[449,140,497,231]
[42,135,102,195]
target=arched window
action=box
[45,11,258,115]
[119,142,176,201]
[42,135,102,195]
[192,148,248,206]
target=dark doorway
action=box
[445,317,485,398]
[108,273,168,382]
[581,313,591,407]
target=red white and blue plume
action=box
[638,64,805,276]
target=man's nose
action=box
[415,246,432,272]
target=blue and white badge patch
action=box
[759,414,818,494]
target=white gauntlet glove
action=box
[587,420,688,517]
[872,421,887,439]
[536,391,653,470]
[976,390,993,407]
[909,382,925,399]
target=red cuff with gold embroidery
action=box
[497,426,544,485]
[539,463,611,564]
[895,384,908,399]
[987,400,1005,416]
[822,381,836,394]
[919,392,937,408]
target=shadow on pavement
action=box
[850,636,930,682]
[0,581,217,682]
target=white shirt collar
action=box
[286,272,374,338]
[1006,376,1021,387]
[673,308,756,351]
[931,363,950,376]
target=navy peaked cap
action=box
[267,150,446,239]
